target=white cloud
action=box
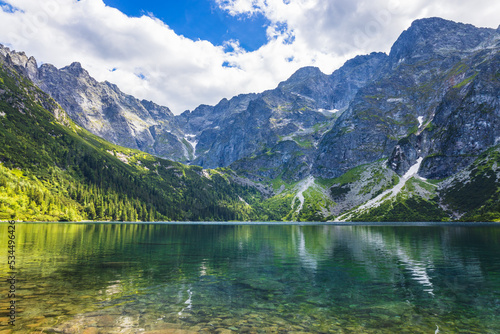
[0,0,498,114]
[216,0,500,57]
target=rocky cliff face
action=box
[183,51,387,180]
[35,61,197,161]
[314,17,500,180]
[0,44,194,162]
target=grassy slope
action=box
[331,146,500,222]
[441,146,500,222]
[346,177,449,222]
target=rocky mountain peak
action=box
[61,62,89,77]
[278,66,327,93]
[275,66,331,109]
[0,43,7,56]
[104,80,120,92]
[341,52,387,69]
[389,17,495,63]
[282,66,324,83]
[140,99,174,118]
[0,44,38,81]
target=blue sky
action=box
[103,0,270,51]
[0,0,499,113]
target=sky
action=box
[0,0,499,114]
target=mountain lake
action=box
[1,222,499,333]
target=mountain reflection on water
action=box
[1,223,499,333]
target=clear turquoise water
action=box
[1,223,499,333]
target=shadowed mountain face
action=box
[314,18,500,179]
[0,43,388,178]
[1,17,500,221]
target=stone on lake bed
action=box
[89,314,117,327]
[221,319,235,326]
[22,295,37,299]
[38,327,64,333]
[81,328,100,334]
[143,330,198,334]
[240,279,285,291]
[154,322,184,329]
[214,329,233,334]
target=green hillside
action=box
[0,63,277,222]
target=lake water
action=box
[1,222,499,333]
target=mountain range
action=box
[1,17,500,222]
